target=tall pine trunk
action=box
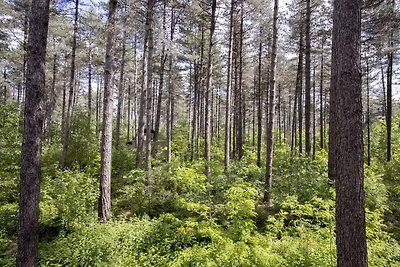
[263,0,279,206]
[205,0,217,178]
[99,0,118,222]
[304,0,311,155]
[17,0,50,265]
[330,0,367,265]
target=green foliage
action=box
[40,169,98,230]
[273,145,331,202]
[65,109,100,168]
[0,104,21,204]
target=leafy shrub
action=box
[40,169,98,230]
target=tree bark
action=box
[204,0,217,178]
[319,41,324,150]
[99,0,118,222]
[145,0,155,193]
[256,33,263,167]
[263,0,279,206]
[330,0,367,265]
[17,0,50,264]
[304,0,311,155]
[115,30,127,149]
[154,1,167,143]
[224,0,234,171]
[297,28,304,154]
[386,51,393,162]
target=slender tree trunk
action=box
[154,1,167,143]
[191,61,198,161]
[99,0,117,223]
[380,64,386,116]
[312,65,316,159]
[61,0,79,169]
[291,81,298,154]
[205,0,216,177]
[145,0,155,193]
[45,52,57,143]
[237,2,244,160]
[116,30,127,149]
[256,34,263,167]
[297,29,304,154]
[88,47,92,127]
[17,0,50,264]
[136,15,150,168]
[167,7,176,164]
[224,0,234,170]
[320,41,324,149]
[278,84,282,144]
[386,52,393,162]
[263,0,279,206]
[304,0,311,155]
[366,55,371,166]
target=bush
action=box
[40,169,98,230]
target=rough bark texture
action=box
[17,0,50,265]
[99,0,118,222]
[330,0,368,265]
[263,0,279,206]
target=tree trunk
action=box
[154,1,167,143]
[88,47,92,128]
[386,51,393,162]
[224,0,234,171]
[61,0,79,169]
[145,0,155,193]
[17,0,50,264]
[304,0,311,155]
[319,41,324,150]
[366,55,371,166]
[312,64,316,159]
[256,34,263,167]
[45,52,57,143]
[263,0,279,206]
[99,0,118,222]
[297,28,304,154]
[167,7,176,164]
[115,30,127,149]
[330,0,367,265]
[205,0,216,178]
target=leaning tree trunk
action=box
[99,0,118,223]
[17,0,50,265]
[330,0,368,265]
[263,0,279,206]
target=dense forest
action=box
[1,0,400,266]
